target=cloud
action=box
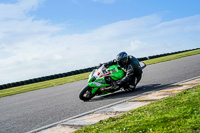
[0,0,43,20]
[129,40,147,51]
[0,0,63,84]
[92,0,116,4]
[0,0,62,43]
[0,1,200,84]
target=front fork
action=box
[91,87,99,94]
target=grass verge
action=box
[0,49,200,98]
[0,72,90,98]
[75,86,200,133]
[144,48,200,65]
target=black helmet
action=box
[116,52,128,67]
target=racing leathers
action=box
[102,55,143,90]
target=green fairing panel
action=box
[88,77,110,87]
[109,65,124,80]
[91,87,98,94]
[88,65,124,89]
[88,76,94,83]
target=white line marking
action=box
[26,75,200,133]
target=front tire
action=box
[79,85,95,101]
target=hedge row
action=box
[0,48,199,90]
[0,66,96,90]
[138,48,199,61]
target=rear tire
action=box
[79,85,95,101]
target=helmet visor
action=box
[118,58,127,67]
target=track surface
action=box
[0,54,200,133]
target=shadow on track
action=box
[87,83,176,102]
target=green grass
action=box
[75,86,200,133]
[0,72,90,98]
[0,49,200,98]
[143,49,200,65]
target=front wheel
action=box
[79,85,95,101]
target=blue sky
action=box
[0,0,200,84]
[31,0,200,33]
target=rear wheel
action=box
[79,85,95,101]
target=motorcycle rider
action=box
[99,52,143,91]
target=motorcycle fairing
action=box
[88,65,125,94]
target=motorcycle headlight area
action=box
[92,82,103,86]
[89,70,96,79]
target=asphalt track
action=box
[0,54,200,133]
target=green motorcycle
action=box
[79,62,146,101]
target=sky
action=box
[0,0,200,84]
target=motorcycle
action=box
[79,62,146,101]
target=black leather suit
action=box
[104,55,143,89]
